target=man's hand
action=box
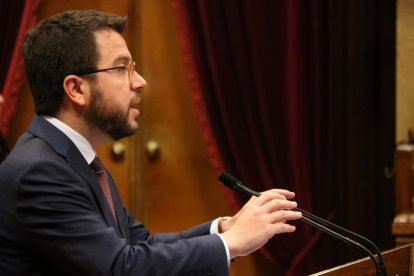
[220,189,302,258]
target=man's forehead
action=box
[94,29,131,64]
[94,28,125,46]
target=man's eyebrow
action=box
[112,55,131,65]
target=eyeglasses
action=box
[75,61,135,83]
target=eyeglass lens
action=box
[128,62,135,83]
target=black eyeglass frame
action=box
[74,61,135,83]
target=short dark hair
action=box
[22,10,127,116]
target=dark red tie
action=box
[90,157,117,223]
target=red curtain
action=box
[0,0,41,136]
[173,0,395,274]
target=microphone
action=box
[218,171,387,276]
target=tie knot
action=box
[90,156,104,172]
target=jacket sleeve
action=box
[124,207,215,244]
[16,158,229,276]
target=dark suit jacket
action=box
[0,116,228,276]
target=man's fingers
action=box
[261,189,296,199]
[273,223,297,234]
[261,198,298,213]
[251,192,288,207]
[269,209,302,223]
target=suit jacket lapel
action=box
[27,115,122,236]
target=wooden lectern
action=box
[311,244,414,275]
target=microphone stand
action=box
[218,171,387,276]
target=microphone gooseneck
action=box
[218,171,387,276]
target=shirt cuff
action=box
[210,218,230,266]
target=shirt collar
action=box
[43,116,96,164]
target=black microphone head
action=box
[218,171,261,197]
[218,171,242,189]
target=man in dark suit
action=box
[0,10,302,275]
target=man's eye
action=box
[117,66,127,72]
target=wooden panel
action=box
[396,0,414,142]
[132,0,278,275]
[392,145,414,247]
[395,145,414,214]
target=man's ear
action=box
[63,75,89,107]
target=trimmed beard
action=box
[85,86,137,140]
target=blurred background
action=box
[1,0,413,275]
